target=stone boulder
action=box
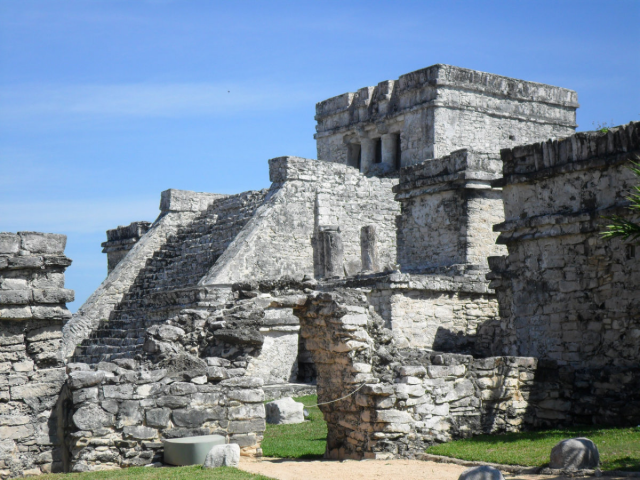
[458,466,505,480]
[203,444,240,468]
[549,438,599,470]
[67,370,105,390]
[265,397,305,425]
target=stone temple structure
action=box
[1,64,638,476]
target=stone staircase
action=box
[72,189,268,363]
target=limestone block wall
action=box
[64,362,266,472]
[101,222,151,275]
[357,273,499,357]
[315,64,577,171]
[489,122,640,367]
[0,232,73,478]
[526,360,640,427]
[202,156,400,284]
[394,149,506,272]
[294,289,538,460]
[368,288,499,356]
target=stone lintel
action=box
[103,221,151,245]
[0,254,72,271]
[493,204,633,241]
[320,271,492,295]
[394,149,502,199]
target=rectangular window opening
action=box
[395,134,402,170]
[347,143,361,169]
[374,138,382,164]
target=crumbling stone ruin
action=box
[489,122,640,425]
[1,64,638,476]
[315,64,577,171]
[0,233,73,476]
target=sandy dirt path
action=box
[240,457,629,480]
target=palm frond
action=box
[601,160,640,243]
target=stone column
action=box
[381,133,398,169]
[360,225,378,272]
[320,226,344,278]
[0,231,74,476]
[360,138,376,174]
[102,221,151,274]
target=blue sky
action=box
[1,0,638,311]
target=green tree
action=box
[602,160,640,243]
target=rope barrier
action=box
[306,382,368,408]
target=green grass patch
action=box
[261,394,327,459]
[40,466,274,480]
[427,426,640,472]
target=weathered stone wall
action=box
[0,232,73,478]
[394,149,506,272]
[341,273,499,357]
[368,287,499,355]
[487,122,640,427]
[64,363,266,472]
[202,156,400,283]
[62,280,319,472]
[525,360,640,427]
[315,64,577,171]
[489,122,640,367]
[295,289,538,460]
[101,222,151,275]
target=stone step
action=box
[72,189,267,364]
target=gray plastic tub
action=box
[163,434,226,466]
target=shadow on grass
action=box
[607,456,640,472]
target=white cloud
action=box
[0,197,159,234]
